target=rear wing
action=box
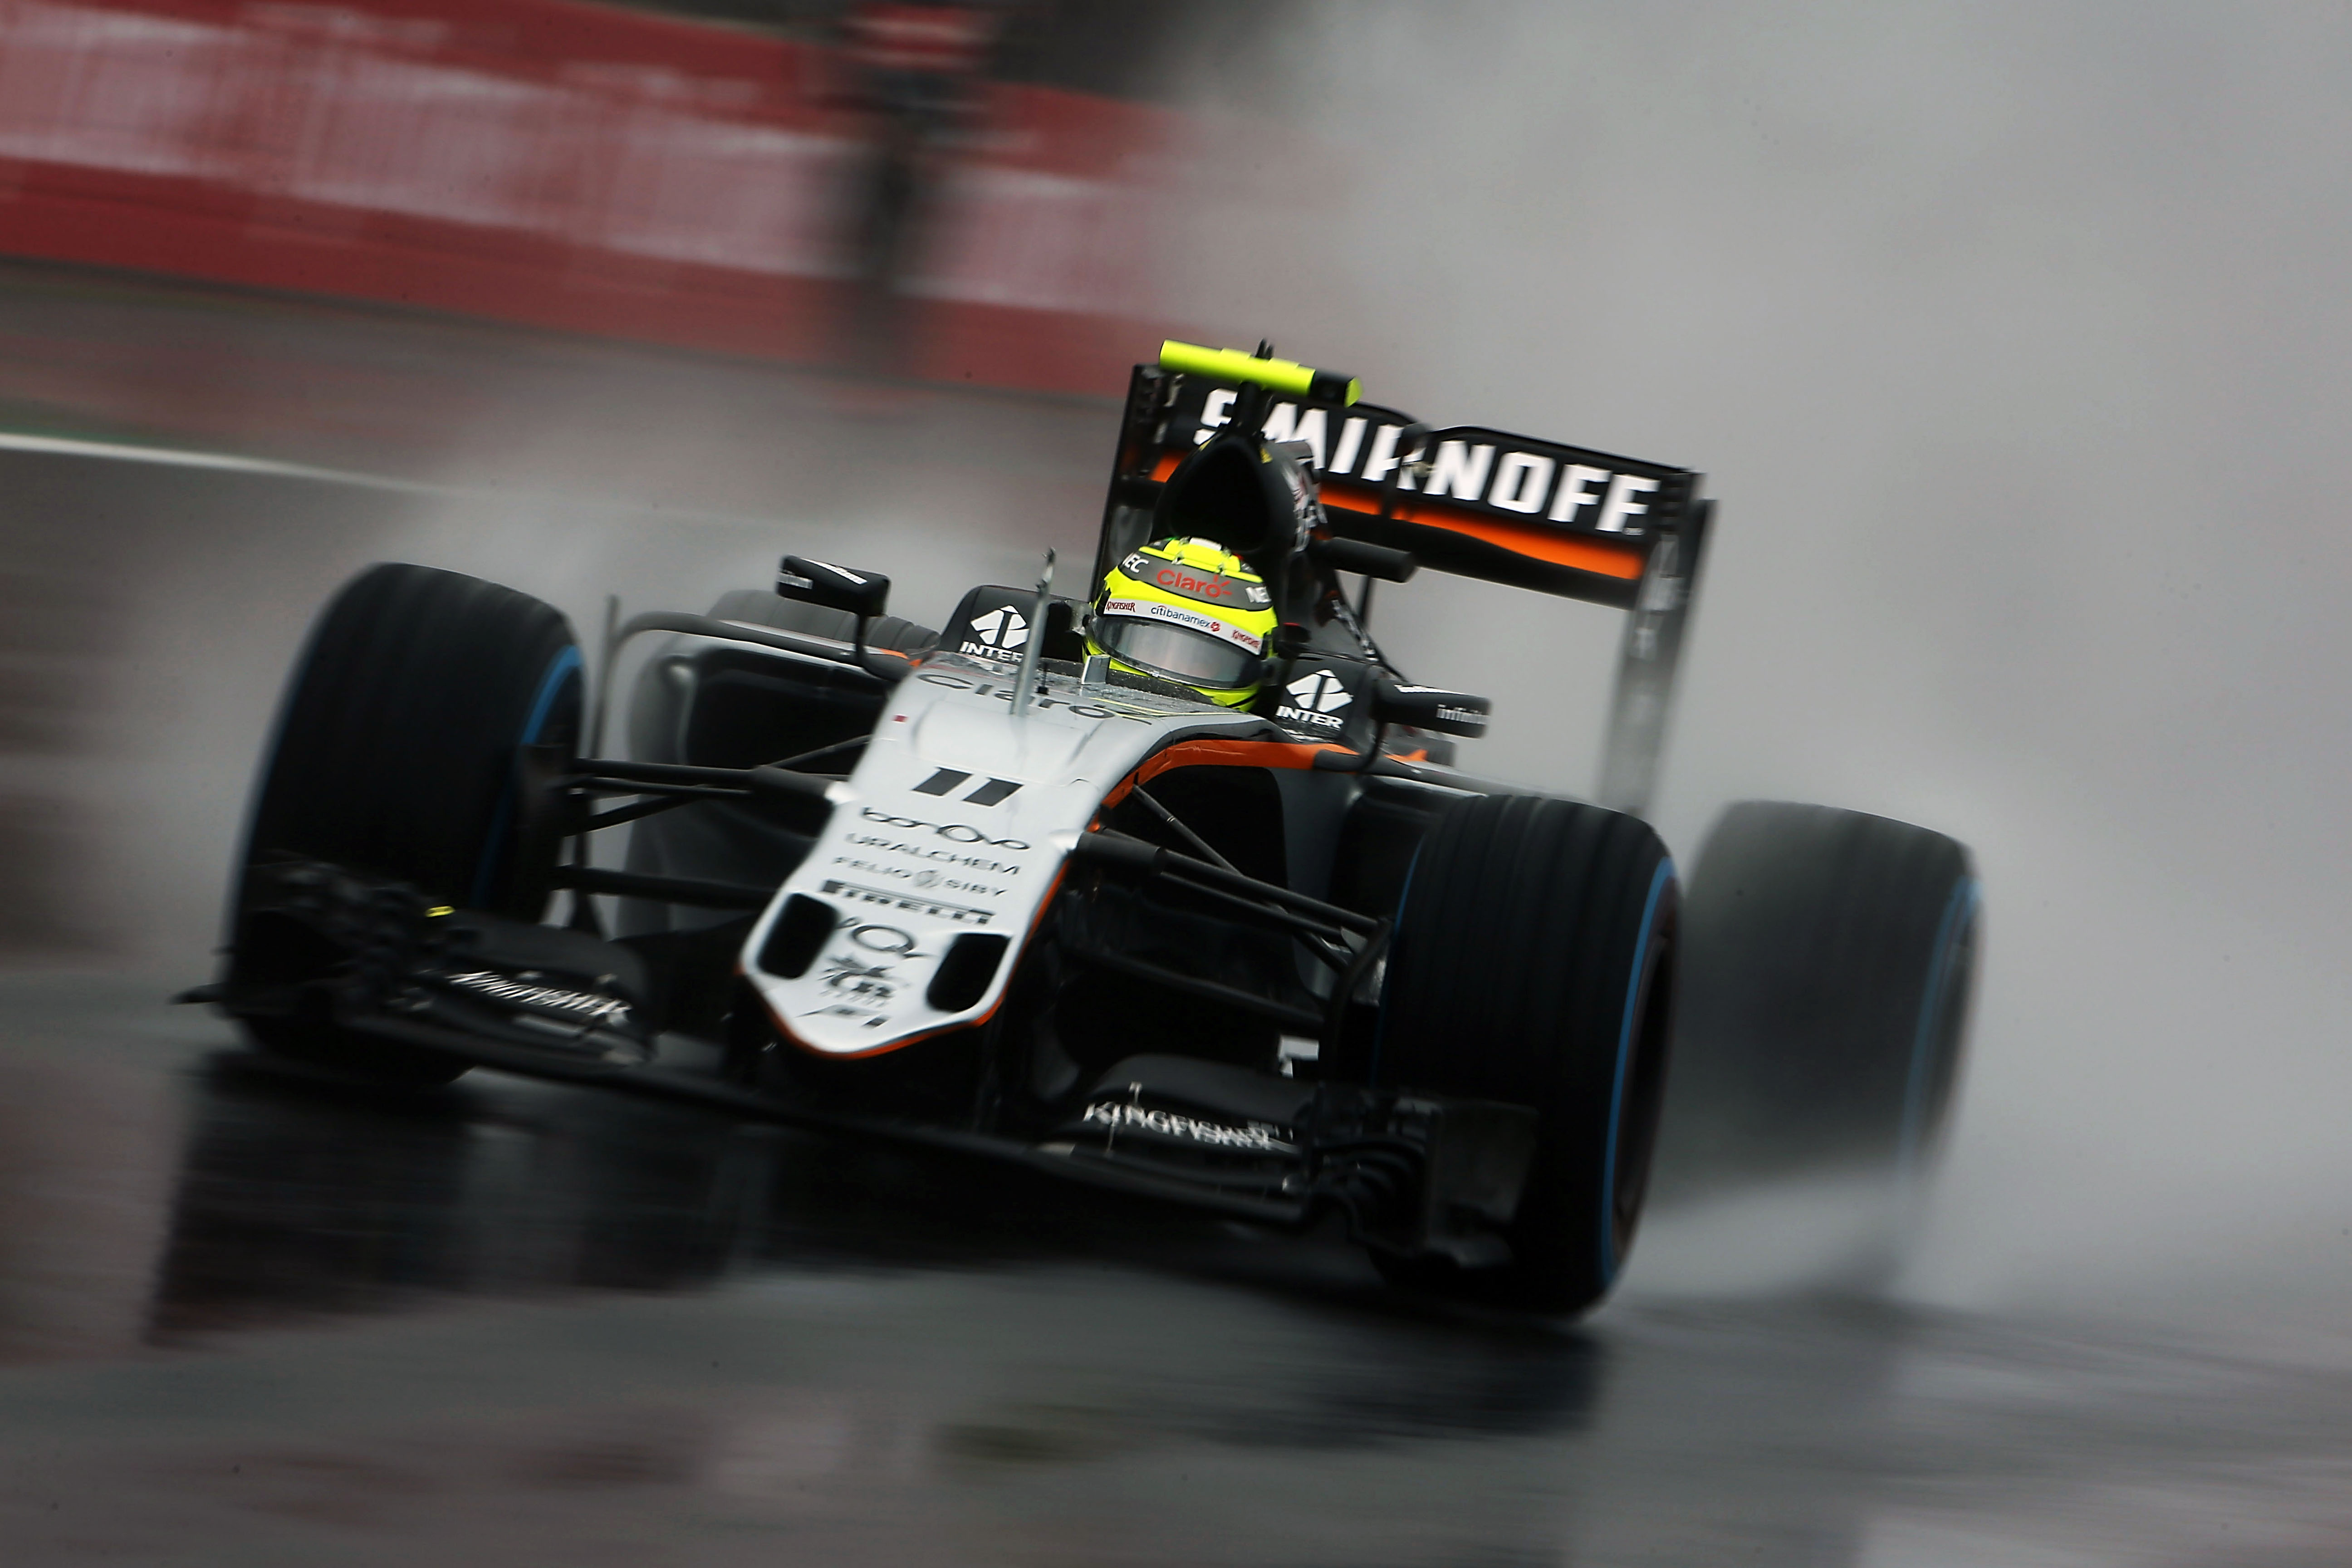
[1097,348,1715,816]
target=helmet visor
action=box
[1096,615,1263,691]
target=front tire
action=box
[1373,794,1678,1314]
[229,563,584,1083]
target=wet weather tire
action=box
[1654,801,1980,1199]
[230,563,584,1084]
[1373,794,1678,1315]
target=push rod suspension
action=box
[1069,830,1385,937]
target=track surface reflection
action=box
[0,979,2346,1566]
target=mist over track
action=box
[1226,0,2352,1335]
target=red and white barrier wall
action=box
[0,0,1215,395]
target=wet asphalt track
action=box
[3,976,2351,1566]
[2,270,2349,1565]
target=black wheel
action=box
[229,563,584,1083]
[707,588,938,658]
[1372,794,1678,1314]
[1653,801,1981,1201]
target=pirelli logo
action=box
[821,880,994,926]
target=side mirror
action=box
[1310,537,1417,583]
[1373,678,1491,740]
[777,555,889,620]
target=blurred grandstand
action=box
[0,0,1308,394]
[614,1,1296,105]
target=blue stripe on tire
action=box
[1896,875,1980,1176]
[470,645,582,908]
[1598,857,1676,1287]
[519,645,583,747]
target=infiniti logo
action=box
[860,806,1030,849]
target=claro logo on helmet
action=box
[1119,552,1271,609]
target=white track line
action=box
[0,430,450,494]
[0,429,794,530]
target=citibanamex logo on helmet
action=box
[860,806,1029,849]
[1277,668,1352,731]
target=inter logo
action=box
[1278,668,1352,730]
[1286,669,1351,715]
[961,605,1028,662]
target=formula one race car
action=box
[197,342,1981,1315]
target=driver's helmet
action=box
[1086,538,1277,707]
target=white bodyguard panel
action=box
[740,652,1260,1054]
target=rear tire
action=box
[230,563,584,1084]
[1372,794,1678,1314]
[1653,801,1981,1201]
